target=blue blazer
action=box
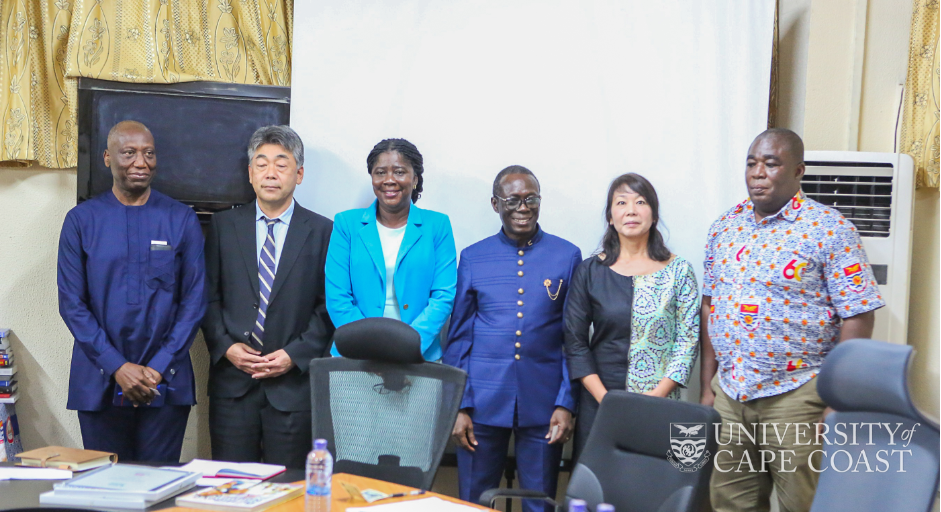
[444,228,580,428]
[325,201,457,360]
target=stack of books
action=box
[0,328,22,462]
[39,464,201,509]
[0,329,16,404]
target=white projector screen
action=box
[291,1,775,399]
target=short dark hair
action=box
[492,165,540,197]
[366,139,424,203]
[247,125,304,167]
[751,128,804,164]
[598,173,671,265]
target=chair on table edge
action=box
[481,390,720,512]
[309,317,467,490]
[810,338,940,512]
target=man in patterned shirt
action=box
[699,128,884,512]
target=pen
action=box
[149,387,161,396]
[381,490,426,500]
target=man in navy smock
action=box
[445,166,581,512]
[57,120,206,462]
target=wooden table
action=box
[167,473,496,512]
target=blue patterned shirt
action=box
[703,191,884,401]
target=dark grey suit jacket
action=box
[202,201,334,412]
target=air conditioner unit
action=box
[801,151,915,345]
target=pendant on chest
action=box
[543,278,562,300]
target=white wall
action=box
[291,2,774,270]
[0,169,81,450]
[776,0,813,135]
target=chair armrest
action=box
[479,488,559,510]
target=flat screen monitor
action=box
[77,78,290,215]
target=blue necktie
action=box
[251,217,278,348]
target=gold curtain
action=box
[900,0,939,189]
[0,0,292,169]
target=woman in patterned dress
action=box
[563,173,700,458]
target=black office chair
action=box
[309,317,467,490]
[481,390,720,512]
[810,339,940,512]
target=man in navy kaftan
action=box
[57,121,205,462]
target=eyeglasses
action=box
[494,195,541,210]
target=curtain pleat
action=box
[0,0,292,169]
[900,0,939,189]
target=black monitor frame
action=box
[77,77,290,215]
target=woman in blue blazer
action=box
[325,139,457,361]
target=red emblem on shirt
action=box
[842,263,867,293]
[739,303,760,332]
[735,246,747,262]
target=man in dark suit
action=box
[202,125,334,468]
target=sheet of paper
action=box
[347,496,483,511]
[195,476,240,487]
[0,467,72,480]
[177,459,284,479]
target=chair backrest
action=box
[811,339,940,512]
[566,391,720,512]
[310,318,467,490]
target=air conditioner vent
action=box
[801,173,893,238]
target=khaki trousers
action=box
[710,374,826,512]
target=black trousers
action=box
[209,383,312,469]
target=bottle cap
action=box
[597,504,615,512]
[314,439,328,450]
[569,499,587,512]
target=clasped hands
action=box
[225,343,295,378]
[114,362,162,406]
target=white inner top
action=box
[376,222,407,320]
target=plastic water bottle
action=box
[597,504,615,512]
[568,499,587,512]
[305,439,333,512]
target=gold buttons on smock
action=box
[516,330,522,336]
[515,354,521,360]
[518,271,524,277]
[518,260,524,266]
[517,300,524,306]
[517,312,523,318]
[518,288,524,294]
[515,342,521,348]
[518,250,524,256]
